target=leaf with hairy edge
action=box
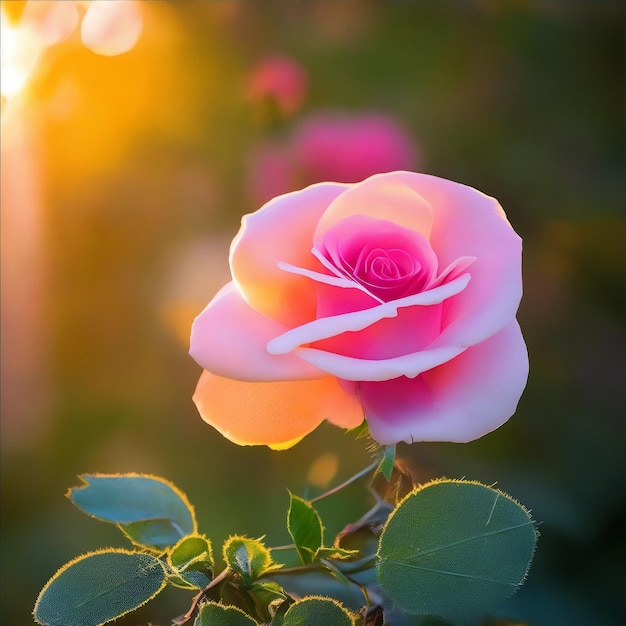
[377,479,538,621]
[287,492,323,565]
[33,549,166,626]
[168,534,213,589]
[194,601,258,626]
[223,536,282,587]
[281,596,355,626]
[68,473,196,550]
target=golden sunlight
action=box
[0,6,40,99]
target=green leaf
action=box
[168,534,213,589]
[281,596,355,626]
[376,445,396,481]
[194,601,258,626]
[68,473,196,550]
[287,492,323,565]
[223,536,281,587]
[377,479,538,622]
[34,549,166,626]
[248,581,288,623]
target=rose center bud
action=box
[358,247,418,282]
[318,215,438,302]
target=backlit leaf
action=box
[377,479,537,621]
[281,596,355,626]
[287,492,323,565]
[34,549,166,626]
[68,473,196,550]
[223,536,281,587]
[194,601,258,626]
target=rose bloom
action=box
[190,171,527,449]
[246,55,308,117]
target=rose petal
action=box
[377,171,523,347]
[190,282,323,381]
[313,175,434,246]
[312,299,444,361]
[355,320,528,444]
[231,182,350,326]
[193,371,363,449]
[267,272,470,356]
[296,343,466,381]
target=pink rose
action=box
[190,171,528,449]
[246,55,308,117]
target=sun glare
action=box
[0,7,41,100]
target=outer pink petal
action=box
[193,371,363,449]
[378,171,523,349]
[313,175,434,247]
[190,282,323,381]
[356,320,528,444]
[231,182,350,327]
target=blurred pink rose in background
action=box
[248,110,418,205]
[294,111,418,183]
[246,54,308,117]
[190,171,527,449]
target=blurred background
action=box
[1,1,623,625]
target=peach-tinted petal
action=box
[313,174,433,245]
[231,182,350,326]
[190,282,323,381]
[378,171,523,348]
[354,320,528,444]
[193,371,363,449]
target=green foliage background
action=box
[1,2,623,625]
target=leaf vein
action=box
[383,559,518,586]
[399,520,534,559]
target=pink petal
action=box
[356,320,528,444]
[231,182,350,326]
[190,282,323,381]
[311,297,445,361]
[267,273,470,356]
[379,172,523,348]
[296,343,466,382]
[313,174,434,246]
